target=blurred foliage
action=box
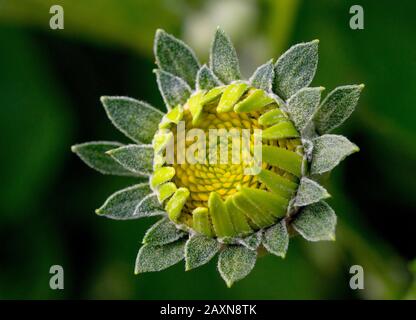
[0,0,181,54]
[0,0,415,299]
[0,25,70,298]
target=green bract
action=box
[72,28,363,287]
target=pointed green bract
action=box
[101,96,163,144]
[311,134,359,175]
[218,246,257,287]
[143,217,185,245]
[261,120,299,139]
[135,239,186,274]
[155,69,191,110]
[154,29,200,87]
[239,231,262,250]
[314,84,364,134]
[257,168,298,198]
[192,207,214,237]
[95,183,154,219]
[71,141,135,176]
[134,193,165,217]
[295,177,330,207]
[273,40,319,100]
[217,82,248,113]
[234,89,274,112]
[166,188,190,222]
[225,197,253,236]
[208,192,235,238]
[258,108,286,126]
[196,64,222,91]
[262,145,303,177]
[287,87,323,132]
[292,201,336,241]
[249,59,274,92]
[107,144,153,175]
[185,235,220,271]
[210,28,241,84]
[263,220,289,258]
[150,166,175,188]
[157,182,177,202]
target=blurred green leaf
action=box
[328,168,410,299]
[0,26,71,218]
[0,0,182,55]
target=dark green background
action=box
[0,0,415,299]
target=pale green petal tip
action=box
[134,263,141,275]
[166,188,190,222]
[185,259,192,272]
[155,28,165,37]
[99,96,107,104]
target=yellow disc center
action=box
[172,103,263,213]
